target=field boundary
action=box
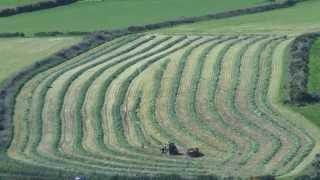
[0,0,80,17]
[286,32,320,104]
[0,0,300,37]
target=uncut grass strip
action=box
[232,37,287,174]
[263,39,315,175]
[60,35,169,155]
[175,37,233,158]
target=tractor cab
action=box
[160,142,180,155]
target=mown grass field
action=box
[1,0,320,179]
[0,37,81,86]
[0,0,266,34]
[3,33,319,179]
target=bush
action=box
[287,32,320,104]
[0,32,25,38]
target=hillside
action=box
[1,0,320,179]
[3,33,319,179]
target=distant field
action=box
[0,0,41,8]
[0,37,81,86]
[159,0,320,34]
[0,0,266,34]
[308,38,320,94]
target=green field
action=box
[159,0,320,34]
[0,0,41,8]
[307,38,320,94]
[0,37,81,86]
[2,33,319,179]
[1,0,320,179]
[0,0,266,34]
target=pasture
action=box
[0,0,41,7]
[0,0,266,34]
[0,37,81,86]
[159,0,320,34]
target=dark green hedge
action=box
[287,32,320,105]
[0,0,80,17]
